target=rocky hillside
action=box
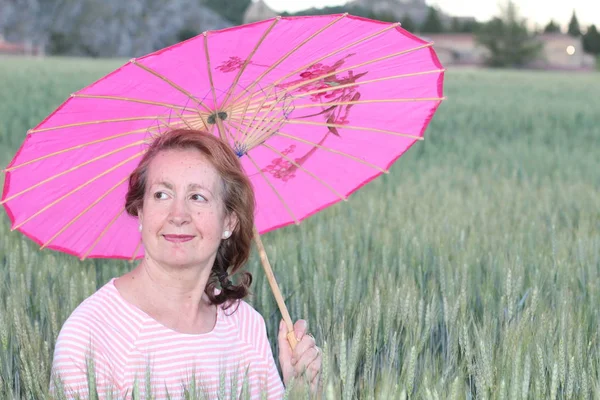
[0,0,233,57]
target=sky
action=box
[263,0,599,29]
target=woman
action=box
[50,128,322,399]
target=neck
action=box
[135,257,215,315]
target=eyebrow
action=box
[154,181,174,190]
[154,181,213,195]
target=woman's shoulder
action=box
[220,298,264,322]
[220,299,270,339]
[58,278,130,335]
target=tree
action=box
[177,28,198,43]
[475,1,543,68]
[367,10,396,23]
[460,19,480,33]
[582,25,600,55]
[567,10,581,37]
[400,15,417,33]
[544,20,561,33]
[47,31,73,55]
[283,5,371,18]
[421,6,444,33]
[450,17,461,33]
[203,0,251,25]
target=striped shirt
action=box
[50,277,285,399]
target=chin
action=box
[164,256,198,268]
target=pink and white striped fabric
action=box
[50,278,285,399]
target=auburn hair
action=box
[125,128,254,307]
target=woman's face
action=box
[138,148,237,269]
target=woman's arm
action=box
[50,319,116,399]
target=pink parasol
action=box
[2,14,445,348]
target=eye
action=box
[191,193,207,202]
[154,191,168,200]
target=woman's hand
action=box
[277,319,322,394]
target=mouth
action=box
[162,234,195,243]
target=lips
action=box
[163,234,195,243]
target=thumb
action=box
[277,319,295,383]
[278,319,293,361]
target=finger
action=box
[310,368,322,393]
[311,377,322,396]
[293,346,320,375]
[291,333,317,364]
[293,319,308,341]
[310,352,323,393]
[307,353,322,381]
[311,367,321,384]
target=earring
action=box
[138,224,142,232]
[223,230,231,239]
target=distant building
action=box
[422,34,485,66]
[0,35,43,56]
[423,33,595,70]
[243,0,278,24]
[535,33,594,69]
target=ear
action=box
[225,211,239,234]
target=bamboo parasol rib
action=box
[230,69,444,114]
[224,14,348,110]
[230,94,446,117]
[71,94,192,111]
[220,18,280,107]
[244,151,300,225]
[273,131,388,173]
[11,151,145,231]
[284,120,424,140]
[41,176,130,249]
[242,97,446,115]
[229,43,433,113]
[1,141,146,205]
[130,60,213,113]
[5,129,149,172]
[28,116,176,134]
[80,208,126,261]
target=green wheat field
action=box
[0,57,599,399]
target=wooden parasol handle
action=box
[214,118,297,349]
[252,226,298,350]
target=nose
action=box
[168,197,191,226]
